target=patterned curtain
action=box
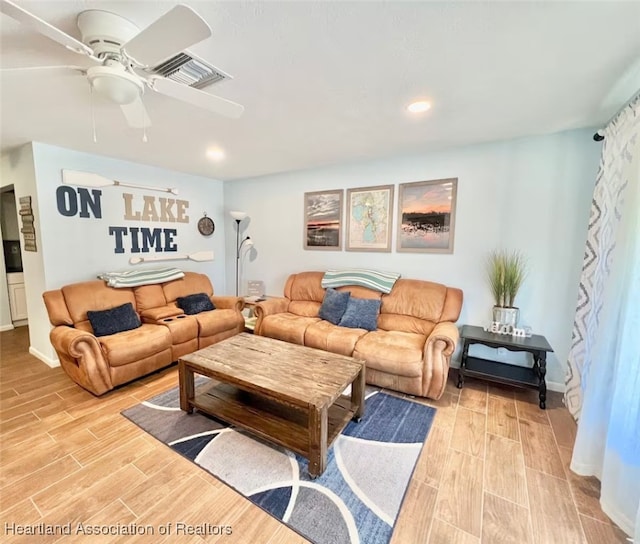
[564,94,639,539]
[565,95,639,419]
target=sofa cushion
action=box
[62,280,136,325]
[339,298,381,331]
[354,330,427,377]
[163,273,214,303]
[195,309,241,337]
[87,303,141,337]
[177,293,215,315]
[98,324,172,367]
[381,279,447,323]
[305,320,368,357]
[261,313,320,345]
[288,300,322,317]
[134,284,167,312]
[284,271,326,302]
[318,288,351,325]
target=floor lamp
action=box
[230,211,253,296]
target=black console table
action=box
[457,325,554,409]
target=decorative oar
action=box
[129,251,213,265]
[62,169,179,195]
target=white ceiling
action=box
[1,1,639,181]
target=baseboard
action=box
[0,323,15,332]
[546,380,566,393]
[29,346,60,368]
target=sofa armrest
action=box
[49,326,113,396]
[140,306,184,323]
[253,298,290,335]
[210,296,244,312]
[422,322,460,400]
[426,321,459,355]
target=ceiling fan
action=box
[0,0,244,129]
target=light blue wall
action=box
[32,143,227,291]
[3,142,227,364]
[224,128,600,388]
[3,131,599,385]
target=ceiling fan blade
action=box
[151,77,244,119]
[120,96,152,129]
[0,0,93,56]
[0,65,86,78]
[122,4,211,68]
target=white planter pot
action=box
[492,306,519,328]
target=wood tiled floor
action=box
[0,327,629,543]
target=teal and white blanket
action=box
[99,267,184,288]
[321,269,400,294]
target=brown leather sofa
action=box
[254,272,463,400]
[43,272,244,396]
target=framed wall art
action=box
[396,178,458,253]
[346,184,394,252]
[19,195,37,252]
[304,189,343,250]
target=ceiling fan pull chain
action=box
[141,94,148,143]
[90,84,97,143]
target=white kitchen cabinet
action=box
[7,272,28,321]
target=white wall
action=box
[224,128,599,388]
[1,145,44,351]
[2,142,227,366]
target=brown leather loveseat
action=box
[43,272,244,396]
[254,272,463,400]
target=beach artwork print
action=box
[304,190,343,250]
[397,178,458,253]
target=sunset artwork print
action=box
[397,178,458,253]
[304,190,343,250]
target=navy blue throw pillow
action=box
[87,303,141,337]
[318,288,351,325]
[339,297,381,331]
[177,293,215,315]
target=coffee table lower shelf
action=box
[461,356,540,388]
[190,382,356,465]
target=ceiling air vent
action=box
[145,51,231,90]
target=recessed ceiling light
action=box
[206,148,225,161]
[407,100,432,114]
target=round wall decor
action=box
[197,214,215,236]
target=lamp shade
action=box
[244,239,254,249]
[230,210,247,221]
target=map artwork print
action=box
[346,185,394,252]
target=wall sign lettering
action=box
[56,183,189,255]
[122,193,189,223]
[109,227,178,254]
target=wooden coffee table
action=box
[178,333,366,477]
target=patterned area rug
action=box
[122,382,436,544]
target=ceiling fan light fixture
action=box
[87,65,143,105]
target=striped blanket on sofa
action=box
[321,269,401,294]
[98,267,185,288]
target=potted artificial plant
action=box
[487,249,527,328]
